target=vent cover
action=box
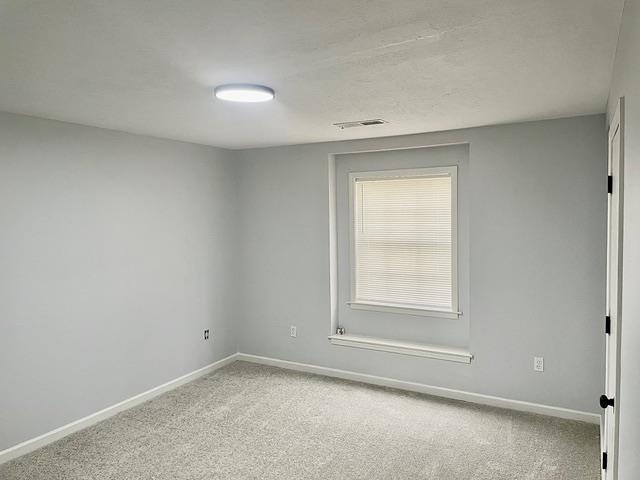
[333,119,388,130]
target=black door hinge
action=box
[602,452,608,470]
[605,315,611,335]
[608,175,613,194]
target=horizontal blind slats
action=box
[354,174,454,310]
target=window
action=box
[348,167,458,318]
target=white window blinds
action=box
[351,167,457,314]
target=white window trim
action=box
[348,166,459,319]
[328,334,472,363]
[346,301,461,319]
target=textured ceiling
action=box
[0,0,624,149]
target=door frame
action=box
[603,96,624,480]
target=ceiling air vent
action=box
[333,119,388,130]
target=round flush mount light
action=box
[213,84,275,103]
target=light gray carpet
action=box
[0,361,600,479]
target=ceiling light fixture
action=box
[213,84,275,103]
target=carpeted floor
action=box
[0,361,600,479]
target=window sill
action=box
[327,334,473,364]
[348,301,461,319]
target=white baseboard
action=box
[236,353,601,425]
[0,353,238,465]
[1,351,600,466]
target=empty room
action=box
[1,1,639,479]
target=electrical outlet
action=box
[290,325,297,338]
[534,356,544,372]
[204,329,210,340]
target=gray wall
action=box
[0,112,239,451]
[236,115,607,414]
[607,0,640,478]
[0,110,609,453]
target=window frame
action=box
[347,166,460,319]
